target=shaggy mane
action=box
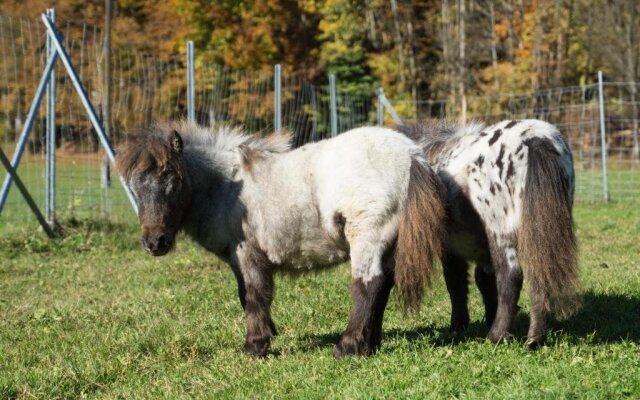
[398,120,485,159]
[115,121,292,179]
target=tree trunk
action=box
[406,17,419,120]
[489,0,499,90]
[389,0,406,86]
[458,0,467,123]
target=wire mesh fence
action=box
[1,12,638,235]
[393,83,640,202]
[0,14,378,233]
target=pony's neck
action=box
[178,139,242,245]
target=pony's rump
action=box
[394,159,447,311]
[518,137,580,318]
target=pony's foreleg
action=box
[474,263,498,328]
[442,252,470,334]
[487,237,523,343]
[335,244,394,357]
[233,243,277,357]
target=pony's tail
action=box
[518,138,580,319]
[394,159,447,312]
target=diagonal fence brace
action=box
[0,51,58,214]
[0,147,56,238]
[40,13,138,215]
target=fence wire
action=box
[0,15,378,232]
[1,14,638,234]
[394,84,640,202]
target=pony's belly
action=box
[277,246,349,271]
[448,231,490,264]
[269,233,350,271]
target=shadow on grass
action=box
[298,291,640,352]
[549,291,640,344]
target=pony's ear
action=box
[170,130,183,153]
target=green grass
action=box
[0,203,639,399]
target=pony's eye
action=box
[165,179,181,196]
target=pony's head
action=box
[116,126,191,256]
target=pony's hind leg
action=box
[234,242,277,357]
[442,252,470,334]
[335,241,394,357]
[526,287,547,350]
[474,263,498,328]
[487,237,523,343]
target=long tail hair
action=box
[394,159,447,311]
[518,138,580,319]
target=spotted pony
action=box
[400,119,579,349]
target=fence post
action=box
[376,88,384,127]
[187,40,195,123]
[375,87,403,126]
[45,8,56,227]
[0,49,58,215]
[41,13,138,214]
[274,64,282,131]
[597,70,610,202]
[329,74,338,137]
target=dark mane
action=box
[116,121,293,180]
[115,123,186,181]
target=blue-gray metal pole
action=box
[187,40,195,123]
[274,64,282,131]
[42,13,138,214]
[45,8,56,227]
[0,50,58,215]
[376,88,384,127]
[598,70,610,202]
[0,147,55,238]
[375,87,402,125]
[329,74,338,137]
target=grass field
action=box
[0,202,639,399]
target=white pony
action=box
[116,122,446,357]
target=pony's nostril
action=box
[157,234,167,249]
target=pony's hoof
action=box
[244,336,271,357]
[334,336,369,358]
[525,336,544,350]
[449,316,469,334]
[487,331,514,344]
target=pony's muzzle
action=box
[141,231,172,256]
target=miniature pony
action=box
[116,122,446,357]
[401,119,579,349]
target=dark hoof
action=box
[334,336,370,358]
[487,331,514,344]
[245,336,271,357]
[525,336,544,350]
[449,314,470,334]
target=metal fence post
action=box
[42,13,138,214]
[45,8,56,227]
[274,64,282,131]
[187,40,195,123]
[376,88,384,127]
[597,70,610,202]
[375,87,402,126]
[329,74,338,137]
[0,50,58,215]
